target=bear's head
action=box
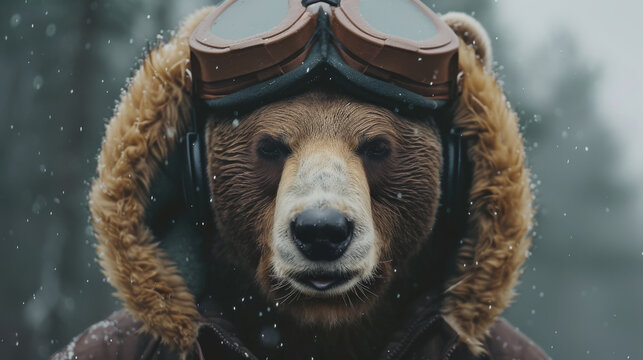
[205,91,442,326]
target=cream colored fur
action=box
[443,12,494,71]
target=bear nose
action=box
[291,209,353,261]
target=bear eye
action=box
[257,136,291,161]
[358,138,391,161]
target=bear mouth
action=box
[293,271,355,291]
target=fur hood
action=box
[89,7,533,355]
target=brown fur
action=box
[205,92,442,330]
[89,7,533,356]
[89,7,215,353]
[441,37,533,356]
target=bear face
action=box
[205,91,443,327]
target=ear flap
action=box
[442,12,493,71]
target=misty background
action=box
[1,0,641,359]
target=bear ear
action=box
[442,12,493,70]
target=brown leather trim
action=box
[332,39,454,100]
[189,0,317,85]
[485,319,549,360]
[330,1,459,86]
[196,40,313,99]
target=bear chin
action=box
[283,298,375,328]
[256,254,395,328]
[265,282,384,328]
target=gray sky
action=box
[496,0,643,179]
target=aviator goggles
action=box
[187,0,460,116]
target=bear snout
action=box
[290,208,354,262]
[270,139,378,297]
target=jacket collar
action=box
[194,293,479,360]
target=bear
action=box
[52,6,547,360]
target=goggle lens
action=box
[360,0,438,41]
[210,0,289,41]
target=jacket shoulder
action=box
[485,318,549,360]
[50,309,168,360]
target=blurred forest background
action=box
[1,0,641,359]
